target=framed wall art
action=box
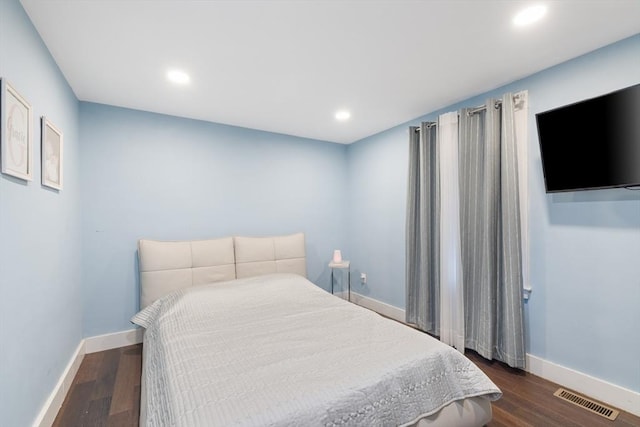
[1,79,33,181]
[41,117,63,190]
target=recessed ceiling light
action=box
[513,4,547,27]
[167,69,190,85]
[335,110,351,121]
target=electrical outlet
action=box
[360,273,367,284]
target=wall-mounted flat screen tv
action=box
[535,83,640,193]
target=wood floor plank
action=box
[132,384,141,425]
[107,409,138,427]
[109,347,142,415]
[91,348,121,401]
[490,405,533,427]
[52,381,94,427]
[81,396,111,427]
[53,343,640,427]
[74,351,104,383]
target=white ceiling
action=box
[20,0,640,144]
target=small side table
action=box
[329,260,351,302]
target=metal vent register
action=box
[553,388,619,421]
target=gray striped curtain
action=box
[405,122,440,336]
[458,94,525,368]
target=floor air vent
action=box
[553,388,619,421]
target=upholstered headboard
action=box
[138,233,306,308]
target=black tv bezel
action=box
[535,83,640,193]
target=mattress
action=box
[133,273,501,426]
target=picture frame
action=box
[1,79,33,181]
[41,117,63,190]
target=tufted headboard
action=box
[138,233,306,309]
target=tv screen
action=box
[535,83,640,193]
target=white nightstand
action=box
[329,260,351,302]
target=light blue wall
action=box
[347,34,640,392]
[0,1,82,426]
[80,103,348,336]
[347,127,409,308]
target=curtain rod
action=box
[414,99,504,131]
[413,122,437,132]
[466,99,503,116]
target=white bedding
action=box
[132,274,501,427]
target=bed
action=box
[133,233,501,426]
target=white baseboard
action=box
[84,328,144,354]
[33,341,85,427]
[349,291,406,323]
[526,353,640,417]
[33,328,144,427]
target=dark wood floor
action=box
[53,344,640,427]
[53,345,141,427]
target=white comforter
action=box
[132,274,501,427]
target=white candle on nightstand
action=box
[333,250,342,263]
